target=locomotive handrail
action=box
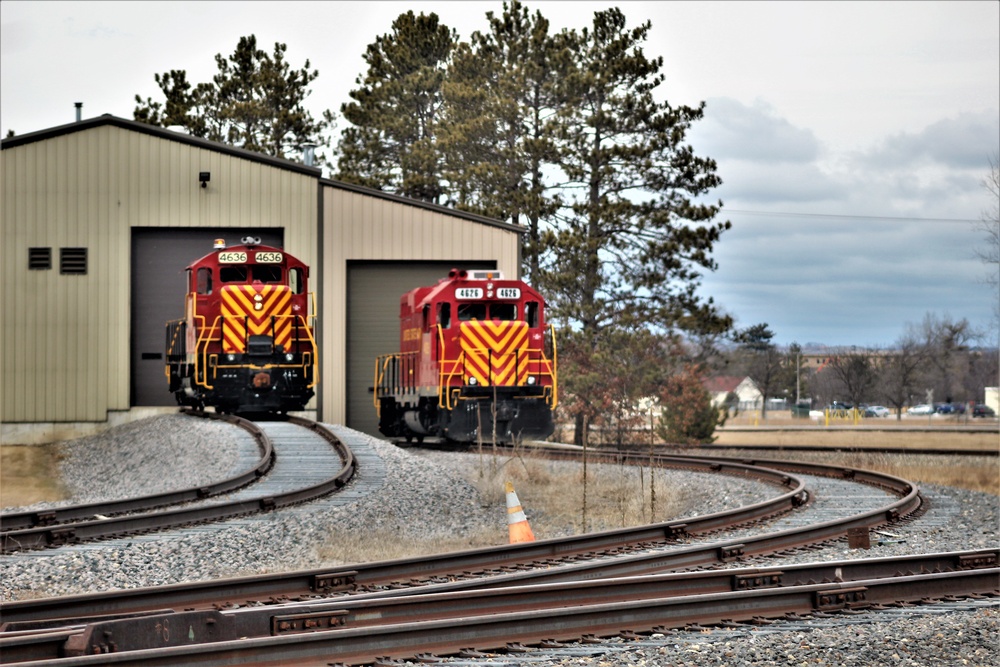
[437,324,463,409]
[548,322,558,409]
[374,352,419,415]
[294,313,320,389]
[214,313,317,355]
[189,313,318,389]
[195,315,221,389]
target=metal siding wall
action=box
[320,185,520,425]
[1,125,318,424]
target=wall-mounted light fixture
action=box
[199,171,211,188]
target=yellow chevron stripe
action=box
[220,285,293,353]
[462,320,526,352]
[458,321,530,386]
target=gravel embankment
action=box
[1,416,997,666]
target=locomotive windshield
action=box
[491,303,517,320]
[252,266,282,283]
[217,265,282,284]
[457,303,518,322]
[219,266,248,283]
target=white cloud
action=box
[864,111,1000,169]
[692,97,820,164]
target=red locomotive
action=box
[375,269,557,444]
[165,237,318,414]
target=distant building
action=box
[986,387,999,414]
[703,376,762,412]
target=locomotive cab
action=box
[375,269,557,444]
[165,237,318,414]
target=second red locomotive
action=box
[374,269,558,444]
[165,237,318,414]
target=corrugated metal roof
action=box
[2,114,525,236]
[1,114,323,177]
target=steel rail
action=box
[0,411,274,533]
[0,457,805,625]
[0,415,355,554]
[2,549,992,662]
[0,453,922,627]
[5,565,996,666]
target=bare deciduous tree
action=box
[824,348,878,410]
[975,154,999,342]
[878,336,926,419]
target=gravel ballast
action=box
[1,416,996,666]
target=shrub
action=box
[656,365,722,445]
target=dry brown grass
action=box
[705,447,998,495]
[0,445,68,508]
[711,424,999,495]
[316,450,685,566]
[714,428,998,452]
[467,451,685,534]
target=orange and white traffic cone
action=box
[505,481,535,543]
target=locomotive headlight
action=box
[527,376,536,385]
[285,353,294,362]
[468,377,477,385]
[227,354,236,362]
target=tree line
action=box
[727,314,998,422]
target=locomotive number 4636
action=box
[217,251,284,263]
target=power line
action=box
[723,209,979,224]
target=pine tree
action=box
[441,1,569,280]
[733,323,784,419]
[549,8,731,443]
[337,11,456,203]
[134,36,334,165]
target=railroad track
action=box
[0,412,356,554]
[0,448,933,646]
[2,550,996,664]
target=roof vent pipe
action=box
[301,143,316,167]
[75,102,82,122]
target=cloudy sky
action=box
[2,1,998,348]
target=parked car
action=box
[907,404,935,415]
[972,404,996,418]
[935,403,959,414]
[865,405,890,418]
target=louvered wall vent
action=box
[28,247,52,270]
[60,247,88,275]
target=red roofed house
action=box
[703,376,762,413]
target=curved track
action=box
[0,411,273,534]
[0,413,355,554]
[8,435,996,667]
[1,447,922,624]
